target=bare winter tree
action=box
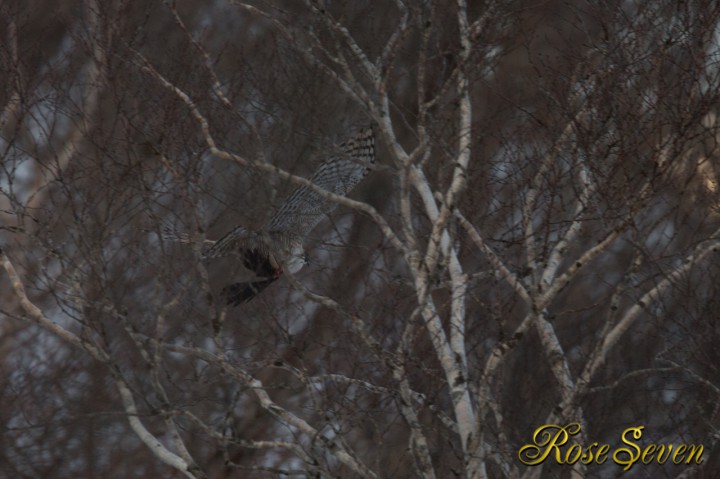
[2,1,720,478]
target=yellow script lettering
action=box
[595,444,610,464]
[613,426,644,471]
[518,423,581,466]
[683,445,704,465]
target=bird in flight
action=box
[176,127,375,305]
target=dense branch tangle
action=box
[134,2,483,477]
[2,1,720,478]
[119,1,720,478]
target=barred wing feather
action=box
[267,127,375,237]
[203,226,261,260]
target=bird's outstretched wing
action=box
[156,223,276,277]
[267,126,375,237]
[155,223,217,256]
[203,225,251,260]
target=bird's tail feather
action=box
[221,278,276,306]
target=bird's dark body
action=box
[220,248,281,305]
[243,248,277,278]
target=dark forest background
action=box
[1,1,720,477]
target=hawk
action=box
[193,127,375,305]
